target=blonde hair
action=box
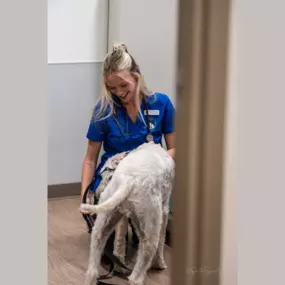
[93,43,153,121]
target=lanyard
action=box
[113,95,153,142]
[142,96,153,142]
[113,111,130,137]
[142,96,150,134]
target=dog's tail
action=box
[80,180,132,214]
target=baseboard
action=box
[48,182,81,199]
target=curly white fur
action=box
[80,142,175,285]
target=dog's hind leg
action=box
[128,205,162,285]
[84,211,123,285]
[152,191,171,269]
[151,211,168,269]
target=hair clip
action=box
[113,44,127,52]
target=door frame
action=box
[171,0,231,285]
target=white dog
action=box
[80,142,175,285]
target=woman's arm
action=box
[164,132,175,160]
[80,140,102,200]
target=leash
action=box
[81,183,132,284]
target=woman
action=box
[80,43,176,215]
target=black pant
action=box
[82,213,139,248]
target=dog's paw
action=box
[128,276,144,285]
[113,256,127,274]
[151,257,167,270]
[83,269,97,285]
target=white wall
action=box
[48,63,102,185]
[221,0,285,283]
[48,0,179,185]
[220,0,237,283]
[108,0,178,105]
[48,0,108,63]
[48,0,108,185]
[223,0,285,284]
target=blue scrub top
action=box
[86,92,175,192]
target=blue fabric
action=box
[86,92,175,192]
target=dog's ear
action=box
[109,152,128,169]
[100,161,113,174]
[100,152,128,174]
[110,157,121,169]
[100,157,119,174]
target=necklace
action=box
[113,111,130,137]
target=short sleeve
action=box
[161,96,176,134]
[86,106,109,142]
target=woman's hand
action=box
[167,148,175,160]
[80,140,101,215]
[165,132,175,160]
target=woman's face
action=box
[105,70,137,104]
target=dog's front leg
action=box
[84,211,123,285]
[113,215,128,264]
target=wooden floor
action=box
[48,196,172,285]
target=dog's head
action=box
[96,151,129,196]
